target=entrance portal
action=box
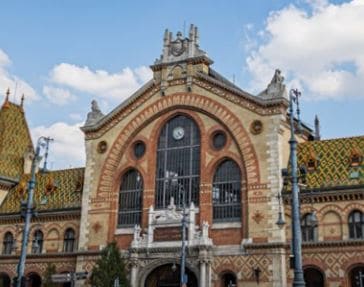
[304,267,324,287]
[145,264,198,287]
[27,273,42,287]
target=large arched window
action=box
[349,210,364,239]
[2,232,14,255]
[118,169,143,227]
[301,213,318,242]
[32,230,43,254]
[155,115,200,209]
[212,159,241,222]
[63,228,75,252]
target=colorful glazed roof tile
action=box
[297,136,364,189]
[0,101,33,179]
[0,167,84,214]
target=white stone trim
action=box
[115,228,134,235]
[211,222,241,229]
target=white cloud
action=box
[43,85,76,106]
[31,122,85,169]
[246,0,364,100]
[49,63,152,102]
[0,49,39,103]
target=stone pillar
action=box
[199,259,206,287]
[130,257,139,287]
[199,248,212,287]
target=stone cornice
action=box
[81,71,289,139]
[0,175,19,188]
[81,80,156,136]
[283,186,364,204]
[302,239,364,249]
[150,55,213,71]
[0,207,81,223]
[194,74,288,115]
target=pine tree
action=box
[91,242,129,287]
[43,263,57,287]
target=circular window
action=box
[212,131,227,150]
[250,120,263,135]
[133,141,146,159]
[97,141,108,154]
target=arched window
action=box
[118,169,143,227]
[212,160,241,222]
[155,115,200,208]
[349,265,364,287]
[63,228,75,252]
[32,230,43,254]
[304,267,324,287]
[0,273,11,287]
[301,213,318,242]
[349,210,364,239]
[221,272,237,287]
[2,232,13,255]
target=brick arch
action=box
[0,266,14,277]
[344,203,364,224]
[302,264,328,287]
[342,258,364,286]
[97,93,260,199]
[317,204,344,222]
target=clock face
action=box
[172,126,185,140]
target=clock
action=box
[172,126,185,140]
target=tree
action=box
[91,242,129,287]
[43,263,57,287]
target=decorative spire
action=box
[20,94,25,107]
[314,115,321,140]
[3,88,10,108]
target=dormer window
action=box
[307,158,317,171]
[350,150,362,167]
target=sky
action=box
[0,0,363,169]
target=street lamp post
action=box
[288,89,306,287]
[16,136,52,287]
[179,183,187,287]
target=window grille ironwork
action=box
[301,213,318,242]
[32,230,43,254]
[155,115,200,208]
[349,210,364,239]
[2,232,13,255]
[212,159,241,222]
[63,228,75,252]
[118,169,143,227]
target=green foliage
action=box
[91,242,129,287]
[43,263,57,287]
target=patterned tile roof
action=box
[0,101,33,179]
[0,167,84,214]
[297,136,364,189]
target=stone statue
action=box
[258,69,287,99]
[202,221,209,239]
[85,100,104,126]
[133,225,141,241]
[271,69,284,84]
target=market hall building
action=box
[0,25,364,287]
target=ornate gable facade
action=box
[0,26,363,287]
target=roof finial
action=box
[21,94,25,107]
[3,88,10,108]
[314,115,321,140]
[5,88,10,101]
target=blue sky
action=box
[0,0,363,168]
